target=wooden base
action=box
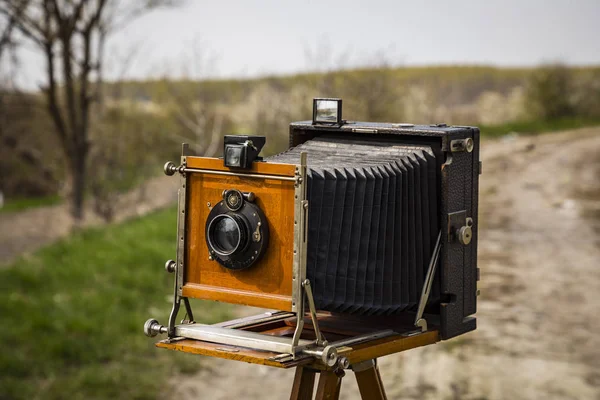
[155,312,439,399]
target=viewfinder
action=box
[313,98,343,125]
[223,135,266,169]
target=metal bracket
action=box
[182,297,194,323]
[302,279,327,346]
[414,230,442,332]
[448,211,473,245]
[292,152,309,348]
[165,145,191,337]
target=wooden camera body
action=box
[181,157,301,312]
[145,101,480,366]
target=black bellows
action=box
[268,135,439,315]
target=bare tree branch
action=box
[1,0,181,219]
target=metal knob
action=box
[465,138,474,152]
[457,226,472,245]
[144,318,167,337]
[164,161,178,176]
[165,259,176,273]
[321,345,338,367]
[337,356,350,369]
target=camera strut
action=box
[414,231,442,332]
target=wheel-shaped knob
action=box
[164,161,178,176]
[144,318,160,337]
[165,259,176,273]
[321,345,338,367]
[457,226,472,245]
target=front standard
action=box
[145,98,481,365]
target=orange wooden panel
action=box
[186,156,296,177]
[183,157,297,311]
[182,283,293,311]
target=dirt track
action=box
[169,127,600,400]
[0,175,179,265]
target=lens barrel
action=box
[207,214,248,256]
[205,190,269,271]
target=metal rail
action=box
[183,167,298,182]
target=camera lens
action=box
[207,214,248,256]
[205,191,269,270]
[213,217,239,253]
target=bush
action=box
[573,69,600,119]
[525,63,575,120]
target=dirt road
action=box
[0,175,178,264]
[168,127,600,400]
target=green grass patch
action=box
[479,117,600,138]
[0,207,232,400]
[0,195,62,214]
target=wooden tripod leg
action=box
[290,366,316,400]
[353,360,387,400]
[315,370,342,400]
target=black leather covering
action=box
[269,136,438,315]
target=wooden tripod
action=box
[290,359,386,400]
[157,312,439,400]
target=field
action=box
[0,207,231,400]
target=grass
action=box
[0,195,62,214]
[0,206,232,400]
[479,117,600,138]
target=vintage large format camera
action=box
[145,98,480,365]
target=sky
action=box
[9,0,600,87]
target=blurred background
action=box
[1,1,599,399]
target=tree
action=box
[0,0,177,220]
[161,42,230,157]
